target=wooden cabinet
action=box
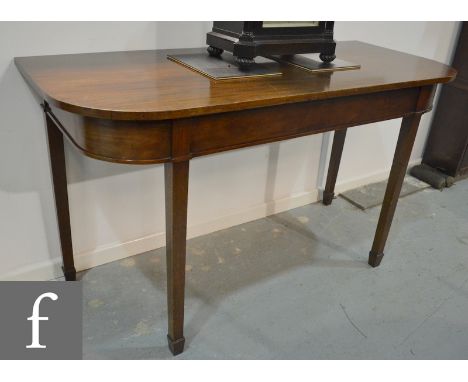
[423,22,468,178]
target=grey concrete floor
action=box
[81,178,468,359]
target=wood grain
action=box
[186,87,424,158]
[50,107,171,164]
[16,41,456,356]
[15,41,456,121]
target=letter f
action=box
[26,292,58,349]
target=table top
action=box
[15,41,456,121]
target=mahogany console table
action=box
[15,41,456,355]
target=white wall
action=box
[0,22,460,280]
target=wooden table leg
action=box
[44,108,76,281]
[368,113,422,267]
[165,160,189,355]
[323,129,347,205]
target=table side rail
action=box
[45,86,434,165]
[47,105,172,164]
[184,87,432,159]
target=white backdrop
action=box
[0,22,460,280]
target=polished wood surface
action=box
[49,107,171,164]
[15,41,455,121]
[41,85,428,165]
[15,41,456,356]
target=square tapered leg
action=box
[323,129,347,206]
[44,107,76,281]
[165,160,189,355]
[369,113,422,267]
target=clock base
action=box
[206,21,336,71]
[319,53,336,63]
[235,56,255,69]
[207,45,223,58]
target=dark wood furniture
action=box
[15,41,456,356]
[207,21,336,68]
[421,22,468,179]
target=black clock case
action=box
[206,21,336,67]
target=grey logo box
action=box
[0,281,82,360]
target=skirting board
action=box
[1,158,421,281]
[1,189,320,281]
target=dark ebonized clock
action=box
[206,21,336,69]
